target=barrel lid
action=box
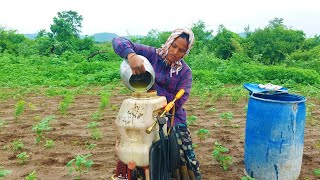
[243,83,288,94]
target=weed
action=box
[67,154,94,179]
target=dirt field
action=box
[0,89,319,180]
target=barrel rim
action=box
[250,93,306,103]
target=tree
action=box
[50,10,83,41]
[244,18,306,65]
[212,25,244,59]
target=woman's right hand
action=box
[127,53,146,75]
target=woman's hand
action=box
[127,53,146,75]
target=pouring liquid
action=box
[129,72,152,92]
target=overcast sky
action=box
[1,0,319,37]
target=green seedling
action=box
[58,93,74,114]
[99,92,110,111]
[85,142,97,150]
[11,139,24,151]
[91,128,103,140]
[314,168,320,177]
[25,170,37,180]
[16,152,29,164]
[241,176,255,180]
[67,154,94,179]
[14,100,26,121]
[86,121,99,129]
[0,166,12,177]
[196,128,210,142]
[187,115,198,125]
[219,112,234,125]
[212,141,233,170]
[44,139,54,148]
[32,115,55,144]
[91,111,102,121]
[207,107,218,114]
[0,119,5,129]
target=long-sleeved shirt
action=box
[112,37,192,125]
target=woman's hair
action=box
[178,33,190,45]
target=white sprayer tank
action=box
[115,91,167,167]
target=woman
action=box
[112,28,201,179]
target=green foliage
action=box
[219,112,234,125]
[212,141,233,170]
[196,128,210,142]
[14,100,26,120]
[314,168,320,177]
[25,170,37,180]
[11,139,25,151]
[212,25,244,59]
[187,115,198,125]
[0,166,12,177]
[32,115,55,144]
[67,154,94,179]
[241,176,255,180]
[16,152,29,164]
[44,139,55,149]
[244,18,305,65]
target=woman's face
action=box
[167,37,188,63]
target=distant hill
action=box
[87,32,118,42]
[24,33,38,39]
[23,32,120,42]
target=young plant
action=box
[58,93,74,114]
[0,166,12,177]
[241,176,255,180]
[196,128,210,142]
[0,119,5,129]
[26,170,37,180]
[99,92,110,111]
[44,139,55,148]
[212,141,233,170]
[187,115,198,125]
[219,112,234,125]
[91,128,103,140]
[91,111,102,121]
[16,152,29,164]
[32,115,55,144]
[85,142,97,150]
[11,139,25,151]
[14,100,26,120]
[86,121,99,129]
[314,168,320,177]
[67,154,94,179]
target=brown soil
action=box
[0,90,319,180]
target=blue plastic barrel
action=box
[244,83,306,180]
